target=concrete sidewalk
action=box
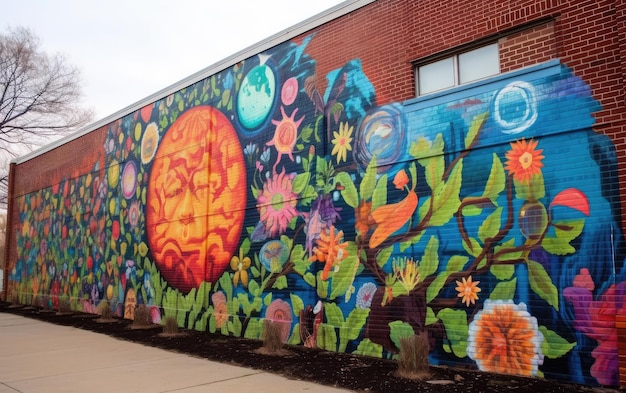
[0,313,352,393]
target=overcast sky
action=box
[2,0,347,121]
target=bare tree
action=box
[0,27,94,207]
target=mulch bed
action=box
[0,302,618,393]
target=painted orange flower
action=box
[467,300,544,377]
[331,122,354,164]
[230,249,251,287]
[455,276,481,307]
[393,169,409,190]
[309,225,349,281]
[504,138,544,185]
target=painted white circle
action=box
[493,81,538,135]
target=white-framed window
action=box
[416,43,500,96]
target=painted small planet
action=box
[237,64,276,130]
[259,240,290,273]
[354,104,406,172]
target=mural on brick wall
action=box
[8,35,626,386]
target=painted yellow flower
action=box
[331,122,354,164]
[504,138,544,185]
[230,249,251,287]
[392,257,420,293]
[455,276,481,307]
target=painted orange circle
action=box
[146,106,247,294]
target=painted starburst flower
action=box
[467,300,544,377]
[265,299,293,343]
[331,122,354,164]
[309,225,349,281]
[256,169,299,237]
[229,249,251,288]
[268,106,304,170]
[504,138,544,185]
[455,275,481,307]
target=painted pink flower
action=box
[564,272,626,386]
[267,106,304,171]
[265,299,293,342]
[256,169,299,237]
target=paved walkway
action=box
[0,313,352,393]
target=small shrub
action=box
[98,301,113,320]
[57,299,72,314]
[133,304,151,327]
[262,319,285,353]
[397,332,431,380]
[163,316,179,335]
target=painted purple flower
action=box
[305,194,342,255]
[564,272,626,386]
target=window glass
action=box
[418,57,455,95]
[458,43,499,84]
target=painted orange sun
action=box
[146,106,247,294]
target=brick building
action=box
[4,0,626,387]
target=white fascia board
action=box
[13,0,376,165]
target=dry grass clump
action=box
[57,298,73,315]
[396,333,431,380]
[97,301,114,320]
[162,316,179,335]
[132,304,152,328]
[253,319,292,356]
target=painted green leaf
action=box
[465,112,488,149]
[425,307,439,326]
[244,318,261,339]
[527,260,559,310]
[422,156,445,192]
[292,172,310,194]
[389,321,415,349]
[360,157,378,201]
[426,272,449,303]
[372,174,388,210]
[273,276,288,290]
[330,255,359,299]
[339,308,370,352]
[462,204,483,216]
[376,246,393,268]
[324,302,345,327]
[462,236,482,257]
[541,220,584,256]
[437,308,468,357]
[489,278,517,300]
[408,162,417,189]
[410,136,431,159]
[494,238,523,262]
[288,323,301,345]
[264,293,273,307]
[420,236,439,278]
[318,323,338,351]
[539,326,576,359]
[514,172,545,201]
[248,279,260,297]
[490,264,515,280]
[353,338,383,358]
[446,255,469,273]
[290,294,304,317]
[303,271,315,288]
[482,153,506,200]
[478,207,502,243]
[335,172,358,208]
